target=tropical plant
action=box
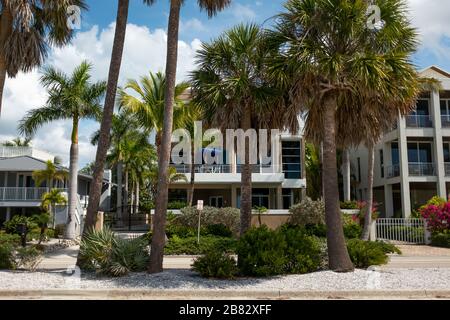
[148,0,232,274]
[191,24,288,237]
[32,160,68,188]
[305,143,322,200]
[1,137,31,146]
[192,250,238,279]
[18,61,106,239]
[3,215,37,235]
[288,197,325,226]
[269,0,419,271]
[0,0,88,114]
[253,206,268,227]
[32,212,51,244]
[41,188,68,231]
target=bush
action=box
[289,197,325,226]
[15,246,43,271]
[203,224,233,238]
[167,201,188,210]
[431,231,450,248]
[340,200,359,209]
[342,215,362,239]
[3,215,37,234]
[166,224,196,239]
[79,228,149,277]
[0,232,20,245]
[346,239,398,268]
[192,251,238,279]
[236,226,321,277]
[176,207,240,236]
[420,200,450,234]
[164,236,237,255]
[0,243,15,269]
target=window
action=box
[209,196,223,208]
[391,142,399,165]
[444,143,450,163]
[252,189,269,208]
[407,142,432,163]
[412,99,430,115]
[379,149,384,178]
[282,140,301,179]
[282,189,293,209]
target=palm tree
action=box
[148,0,232,274]
[146,166,188,201]
[1,137,31,146]
[32,160,68,189]
[41,188,68,231]
[191,24,286,236]
[0,0,88,114]
[270,0,419,271]
[18,61,106,239]
[83,0,157,235]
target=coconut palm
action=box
[1,137,31,146]
[41,188,68,232]
[191,24,287,236]
[18,61,106,239]
[32,160,68,189]
[83,0,157,235]
[0,0,88,114]
[148,0,232,274]
[269,0,419,271]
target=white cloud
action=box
[0,23,202,167]
[230,3,257,21]
[180,18,206,33]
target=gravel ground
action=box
[1,268,449,291]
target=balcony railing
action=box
[445,163,450,176]
[441,115,450,128]
[170,164,283,174]
[408,162,435,176]
[0,187,67,201]
[405,115,433,128]
[386,164,400,178]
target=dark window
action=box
[408,142,432,163]
[444,143,450,163]
[282,140,301,179]
[391,142,399,165]
[380,149,384,178]
[357,157,361,182]
[413,99,430,115]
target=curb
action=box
[1,289,449,300]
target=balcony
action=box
[442,115,450,128]
[171,164,283,174]
[0,147,54,161]
[405,115,432,128]
[0,188,67,201]
[445,163,450,176]
[408,162,435,176]
[386,164,400,178]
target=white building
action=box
[349,66,450,218]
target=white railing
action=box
[0,187,52,201]
[408,162,435,176]
[405,115,433,128]
[386,164,400,178]
[375,218,425,244]
[0,146,33,158]
[171,164,283,174]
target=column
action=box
[276,186,283,209]
[431,89,447,198]
[6,207,11,221]
[341,149,351,201]
[231,185,237,208]
[384,184,394,217]
[398,114,411,217]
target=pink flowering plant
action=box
[420,200,450,233]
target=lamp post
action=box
[197,200,203,244]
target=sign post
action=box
[197,200,204,244]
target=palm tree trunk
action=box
[0,6,13,115]
[148,0,181,274]
[82,0,130,233]
[361,142,374,240]
[136,180,140,212]
[322,99,354,272]
[117,161,123,220]
[65,118,79,239]
[240,106,253,236]
[342,149,351,201]
[188,143,195,206]
[124,168,129,223]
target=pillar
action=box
[276,186,283,209]
[231,185,237,208]
[342,149,351,201]
[431,89,447,199]
[6,207,11,222]
[384,184,394,217]
[398,114,411,217]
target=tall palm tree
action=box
[118,72,193,154]
[148,0,232,274]
[0,0,88,114]
[270,0,419,271]
[32,160,68,189]
[18,61,106,239]
[191,24,286,236]
[83,0,157,235]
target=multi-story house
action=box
[349,66,450,218]
[0,146,112,232]
[168,129,307,211]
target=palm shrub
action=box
[3,215,37,234]
[192,251,238,279]
[0,243,15,269]
[431,231,450,248]
[346,239,400,268]
[282,227,321,274]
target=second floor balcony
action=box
[0,187,67,202]
[406,115,433,128]
[386,163,436,178]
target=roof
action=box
[419,65,450,79]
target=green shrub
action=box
[192,251,238,279]
[340,200,359,209]
[15,246,43,271]
[431,231,450,248]
[3,215,37,234]
[167,201,188,209]
[166,224,196,239]
[203,224,233,238]
[346,239,396,268]
[0,243,15,269]
[79,228,149,276]
[303,224,327,237]
[0,232,20,245]
[289,197,325,226]
[342,215,362,239]
[176,207,240,235]
[281,227,321,274]
[164,236,237,255]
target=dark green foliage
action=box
[431,232,450,248]
[0,243,15,269]
[164,236,237,255]
[340,201,359,209]
[343,223,362,239]
[204,224,233,238]
[166,224,196,239]
[0,232,20,245]
[236,226,321,277]
[346,239,399,268]
[15,246,43,271]
[3,215,37,234]
[192,251,238,279]
[167,201,188,209]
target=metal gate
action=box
[375,218,426,244]
[104,206,151,232]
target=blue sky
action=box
[1,0,450,167]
